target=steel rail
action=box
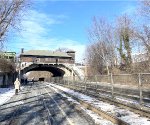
[62,84,150,119]
[38,89,54,125]
[48,84,129,125]
[44,88,75,125]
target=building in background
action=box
[20,50,75,64]
[0,51,16,62]
[0,52,16,87]
[132,53,149,63]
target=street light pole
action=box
[18,57,21,82]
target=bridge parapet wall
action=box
[63,64,85,80]
[20,56,74,64]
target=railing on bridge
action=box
[19,61,74,69]
[20,57,74,65]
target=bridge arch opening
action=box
[21,64,67,82]
[26,65,65,77]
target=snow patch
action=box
[0,86,24,106]
[0,87,15,105]
[49,84,115,125]
[46,82,150,125]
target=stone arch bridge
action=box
[18,50,84,81]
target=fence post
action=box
[138,73,143,105]
[2,74,5,86]
[84,77,87,91]
[67,76,70,88]
[95,75,98,93]
[110,73,114,98]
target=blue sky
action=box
[6,0,138,62]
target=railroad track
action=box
[1,83,149,125]
[86,85,150,103]
[71,82,150,103]
[87,90,150,117]
[61,91,129,125]
[64,81,150,103]
[37,85,55,125]
[46,83,129,125]
[48,82,150,125]
[58,83,150,119]
[41,85,96,125]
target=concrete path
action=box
[0,82,94,125]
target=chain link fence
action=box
[45,73,150,105]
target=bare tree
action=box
[134,26,150,55]
[138,0,150,56]
[0,0,28,48]
[55,48,69,52]
[0,58,15,73]
[86,17,116,75]
[86,43,102,75]
[139,0,150,19]
[131,0,150,72]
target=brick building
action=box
[20,50,75,64]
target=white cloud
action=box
[26,10,59,25]
[22,20,46,35]
[13,9,85,62]
[18,37,86,63]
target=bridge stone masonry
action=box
[17,49,84,81]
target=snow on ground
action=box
[97,88,150,108]
[0,87,15,105]
[86,82,150,108]
[97,92,140,106]
[115,96,139,105]
[0,86,24,106]
[46,82,150,125]
[49,84,115,125]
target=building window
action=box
[45,58,49,61]
[37,58,40,62]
